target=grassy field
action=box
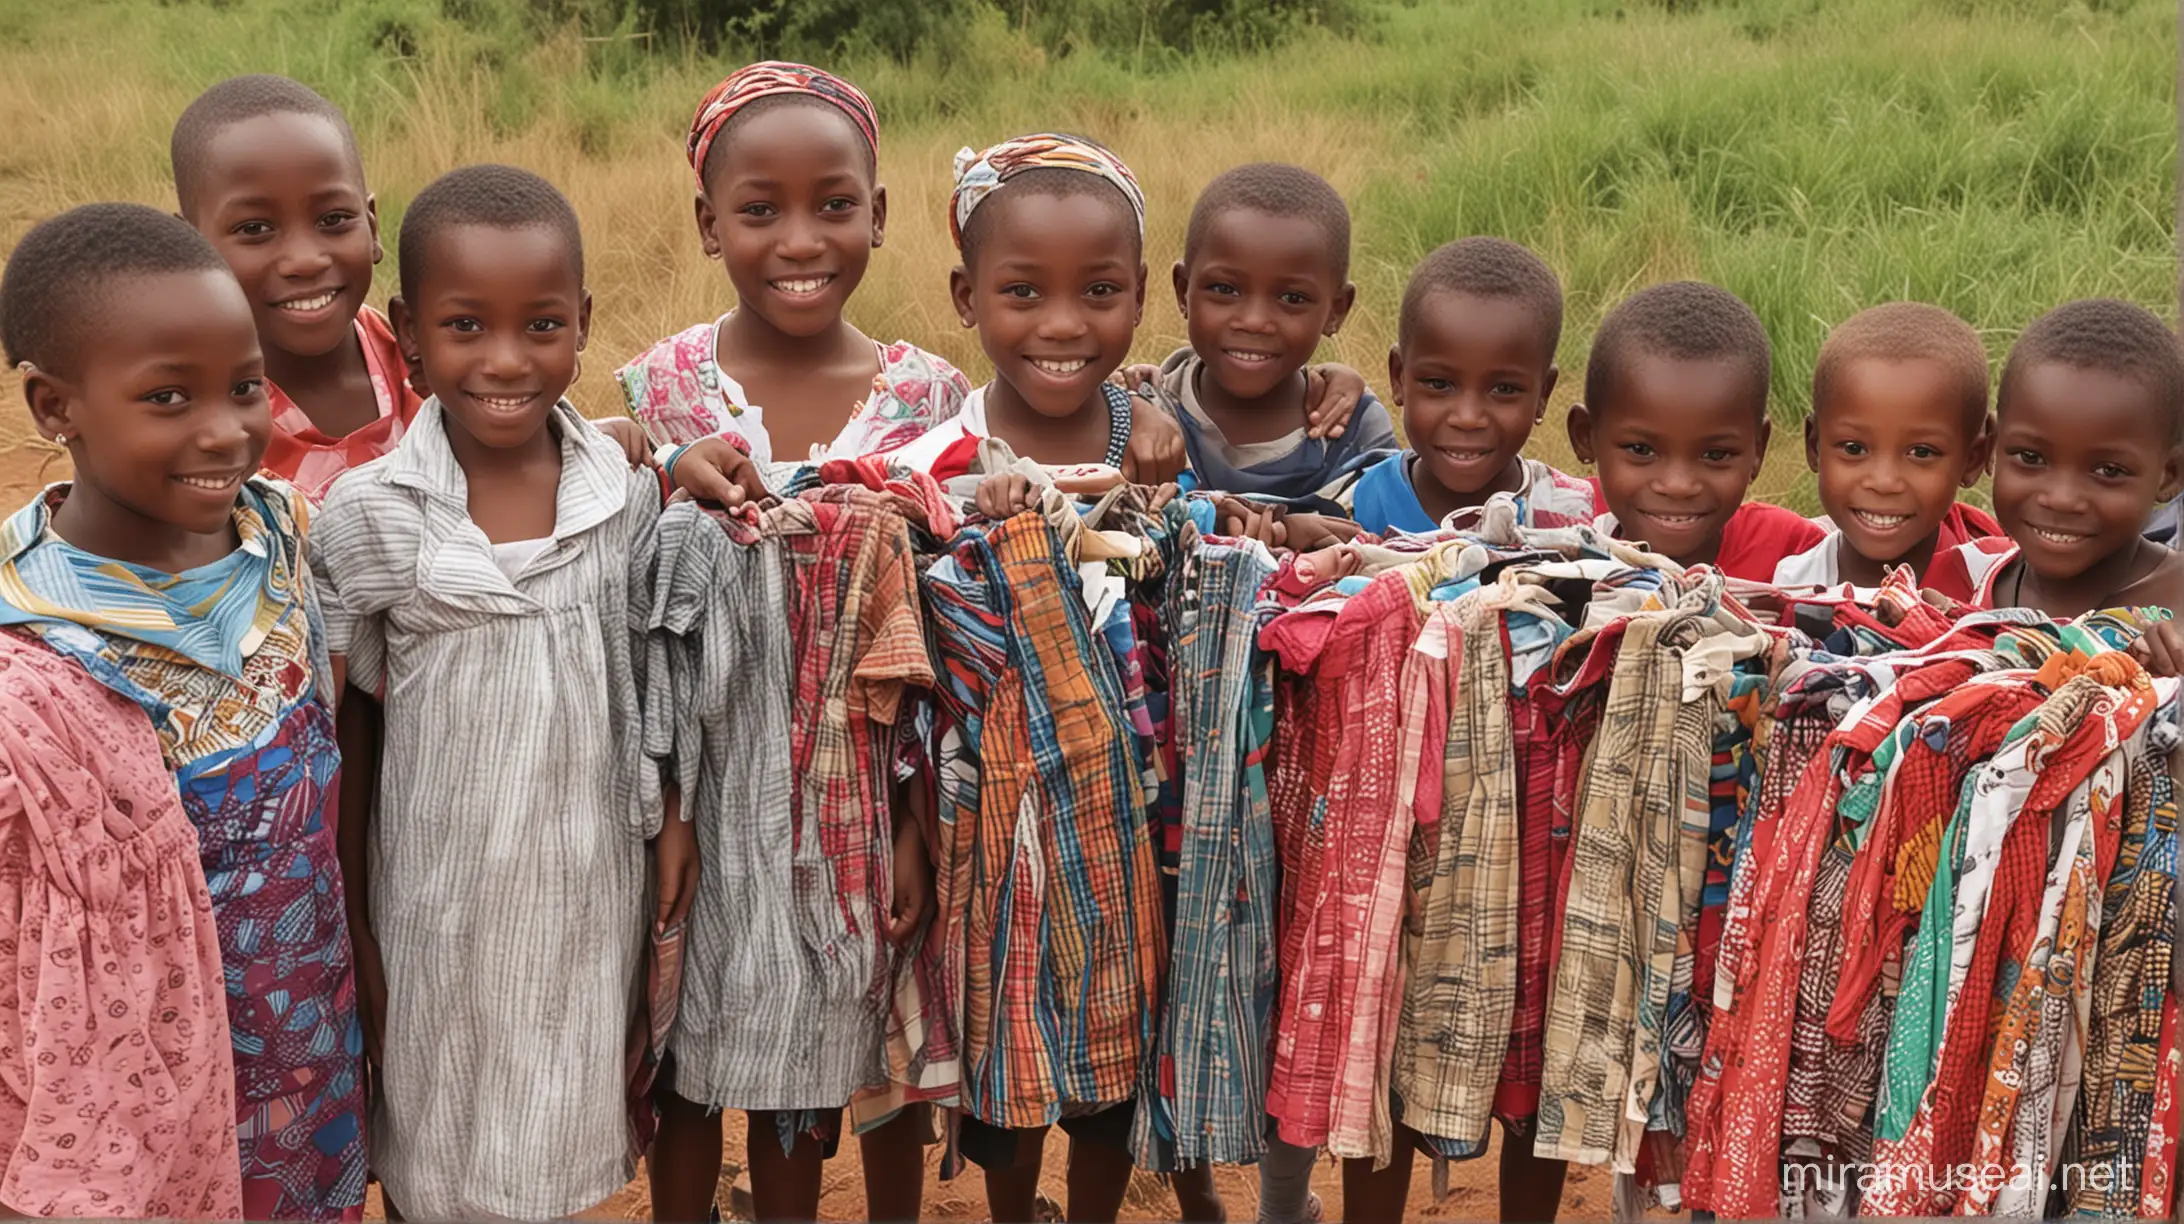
[0,0,2173,511]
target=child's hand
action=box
[652,801,699,936]
[594,416,655,469]
[670,437,771,508]
[1215,496,1289,547]
[2129,621,2184,677]
[886,816,936,947]
[1303,363,1367,440]
[1109,363,1161,394]
[352,928,388,1066]
[974,472,1041,520]
[1123,394,1188,484]
[1283,512,1365,552]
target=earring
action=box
[50,431,68,446]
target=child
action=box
[173,74,648,500]
[1325,236,1595,538]
[312,166,693,1219]
[619,61,943,1224]
[1568,280,1824,578]
[1773,301,1998,598]
[1960,298,2184,667]
[1150,161,1393,495]
[0,203,362,1219]
[630,67,1183,506]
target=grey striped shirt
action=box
[314,399,664,1219]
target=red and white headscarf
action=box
[686,60,879,186]
[948,132,1146,250]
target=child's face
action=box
[24,269,270,539]
[1992,359,2182,587]
[183,113,379,365]
[951,192,1145,420]
[1805,357,1990,569]
[1569,353,1770,567]
[697,104,883,340]
[391,223,590,452]
[1172,208,1351,402]
[1390,290,1557,504]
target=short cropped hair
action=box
[1999,298,2184,445]
[1397,236,1562,355]
[1182,163,1351,282]
[958,166,1142,270]
[1813,301,1989,434]
[396,164,585,303]
[1,203,231,374]
[1585,280,1770,419]
[171,74,362,211]
[701,93,876,191]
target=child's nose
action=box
[274,234,335,279]
[1654,462,1705,497]
[776,218,828,261]
[1034,302,1089,340]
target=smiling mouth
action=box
[174,471,243,492]
[1641,511,1710,528]
[1850,510,1914,531]
[273,289,341,313]
[2029,526,2091,547]
[1222,349,1279,365]
[1029,357,1089,377]
[468,392,540,413]
[771,275,835,298]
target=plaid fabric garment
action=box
[2068,689,2181,1213]
[922,510,1165,1129]
[1131,533,1283,1171]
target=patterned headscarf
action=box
[687,61,879,186]
[949,132,1146,250]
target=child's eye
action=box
[738,202,777,218]
[1000,283,1038,300]
[1491,382,1524,398]
[1835,441,1867,458]
[1620,442,1656,459]
[2095,462,2132,480]
[233,377,266,399]
[1279,291,1310,307]
[2007,447,2046,468]
[144,388,187,408]
[232,220,273,239]
[318,211,358,230]
[1906,444,1941,461]
[528,319,565,334]
[1086,282,1121,299]
[445,317,483,333]
[821,197,858,213]
[1420,378,1454,394]
[1702,448,1735,463]
[1206,282,1239,298]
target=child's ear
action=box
[1132,263,1147,326]
[19,362,75,444]
[694,193,723,261]
[2159,442,2184,504]
[1803,414,1820,473]
[1171,261,1189,320]
[949,266,976,329]
[1536,366,1559,424]
[1386,345,1404,408]
[1326,282,1358,338]
[365,193,383,265]
[1566,402,1596,464]
[870,183,888,250]
[1751,415,1773,479]
[386,295,429,398]
[575,288,593,354]
[1961,413,1995,487]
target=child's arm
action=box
[593,416,658,470]
[885,777,936,945]
[652,784,696,934]
[663,436,772,507]
[336,687,386,1066]
[1303,364,1369,440]
[1123,392,1188,484]
[973,472,1043,520]
[2130,622,2184,677]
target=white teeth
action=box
[1854,511,1911,529]
[1650,514,1704,525]
[474,394,534,410]
[175,473,238,490]
[1030,358,1088,376]
[2034,528,2086,545]
[1223,350,1276,364]
[772,276,832,295]
[274,291,338,312]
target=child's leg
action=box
[1256,1136,1321,1224]
[1062,1132,1134,1223]
[1170,1165,1229,1222]
[1339,1126,1416,1224]
[648,1086,725,1222]
[746,1110,828,1222]
[972,1122,1048,1223]
[1496,1120,1568,1224]
[857,1105,927,1223]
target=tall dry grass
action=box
[0,0,2173,510]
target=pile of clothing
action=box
[662,461,2183,1218]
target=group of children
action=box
[1,50,2181,1224]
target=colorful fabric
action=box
[312,398,660,1219]
[0,633,242,1220]
[0,479,364,1221]
[881,384,1133,482]
[617,322,969,466]
[950,133,1146,249]
[1131,529,1283,1171]
[1151,348,1398,500]
[259,306,422,502]
[649,488,940,1116]
[1329,453,1595,538]
[686,60,878,183]
[922,507,1165,1128]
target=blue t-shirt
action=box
[1347,451,1437,536]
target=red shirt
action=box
[259,306,423,502]
[1583,478,1828,581]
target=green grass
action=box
[0,0,2173,510]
